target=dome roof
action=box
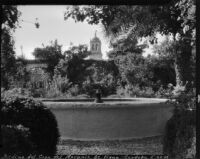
[90,31,101,43]
[91,37,101,42]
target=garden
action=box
[1,2,196,159]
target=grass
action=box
[57,136,163,155]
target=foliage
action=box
[2,5,20,30]
[1,5,21,89]
[163,86,196,159]
[64,2,196,89]
[163,109,196,159]
[1,96,60,156]
[116,84,155,98]
[145,55,176,90]
[1,88,32,99]
[13,58,30,88]
[54,45,90,84]
[37,44,177,98]
[110,50,175,92]
[154,84,174,98]
[81,60,119,97]
[53,45,119,97]
[55,56,85,85]
[152,35,195,88]
[113,53,150,87]
[28,88,46,98]
[64,44,91,59]
[1,28,17,89]
[65,3,195,43]
[32,40,65,77]
[67,84,81,96]
[50,75,72,93]
[0,125,36,157]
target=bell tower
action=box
[89,31,102,60]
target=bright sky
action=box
[13,5,111,60]
[13,5,166,60]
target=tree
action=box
[64,2,196,89]
[54,44,119,96]
[1,5,21,89]
[152,36,194,88]
[2,5,20,30]
[32,40,65,77]
[54,44,91,84]
[64,44,91,59]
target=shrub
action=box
[1,88,31,98]
[48,75,72,94]
[75,94,90,99]
[44,88,64,98]
[82,82,99,97]
[163,87,196,159]
[29,88,46,98]
[0,125,36,157]
[155,84,174,98]
[116,85,155,98]
[67,84,80,96]
[1,96,60,157]
[163,109,196,159]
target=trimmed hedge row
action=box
[1,96,60,157]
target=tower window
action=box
[96,44,98,51]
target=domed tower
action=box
[89,31,102,60]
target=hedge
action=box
[1,96,60,157]
[0,125,36,156]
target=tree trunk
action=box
[174,40,193,90]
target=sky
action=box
[13,5,111,60]
[13,5,165,60]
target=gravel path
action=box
[57,136,163,155]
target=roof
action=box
[91,36,101,43]
[90,31,101,43]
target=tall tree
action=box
[1,5,21,89]
[64,2,196,89]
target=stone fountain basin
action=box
[42,98,174,141]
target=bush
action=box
[67,84,81,96]
[29,88,46,98]
[82,82,99,97]
[116,84,155,98]
[1,88,31,98]
[1,96,60,157]
[163,109,196,159]
[44,88,64,98]
[163,87,196,159]
[75,94,90,99]
[155,84,174,98]
[0,125,36,156]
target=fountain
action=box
[94,88,103,103]
[42,97,173,141]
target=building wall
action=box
[89,38,102,60]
